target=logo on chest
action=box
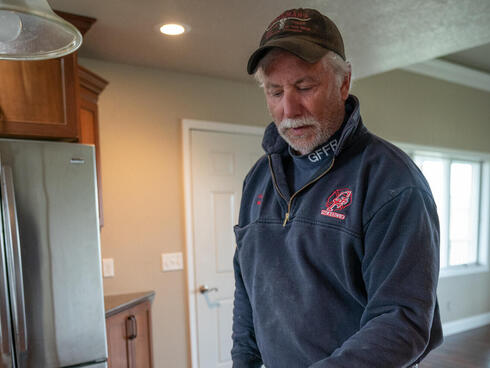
[321,188,352,220]
[256,194,263,205]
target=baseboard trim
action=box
[442,312,490,336]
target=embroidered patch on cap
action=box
[321,188,352,220]
[263,9,313,40]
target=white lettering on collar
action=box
[308,139,338,163]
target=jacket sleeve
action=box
[309,187,442,368]
[231,250,263,368]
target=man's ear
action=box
[340,74,351,101]
[340,64,352,100]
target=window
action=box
[397,143,490,277]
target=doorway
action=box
[182,119,264,368]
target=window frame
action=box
[394,141,490,278]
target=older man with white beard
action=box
[231,8,443,368]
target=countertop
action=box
[104,290,155,318]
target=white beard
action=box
[278,116,335,155]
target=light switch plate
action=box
[103,258,115,277]
[161,252,184,272]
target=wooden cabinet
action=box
[0,54,80,140]
[78,66,108,226]
[0,11,96,141]
[105,293,155,368]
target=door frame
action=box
[182,119,264,368]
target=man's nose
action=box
[282,91,302,119]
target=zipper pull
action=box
[282,212,289,227]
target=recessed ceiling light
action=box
[160,23,187,36]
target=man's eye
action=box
[298,86,313,91]
[269,90,283,97]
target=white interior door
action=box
[189,127,263,368]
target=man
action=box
[231,8,443,368]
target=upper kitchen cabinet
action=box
[0,54,79,140]
[0,11,98,141]
[78,66,108,146]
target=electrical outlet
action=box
[161,252,184,272]
[102,258,115,277]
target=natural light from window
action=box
[409,148,489,276]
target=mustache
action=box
[279,117,318,130]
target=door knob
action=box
[199,285,218,294]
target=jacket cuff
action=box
[232,354,263,368]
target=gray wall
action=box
[351,69,490,152]
[79,57,490,367]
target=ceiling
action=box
[49,0,490,81]
[441,42,490,74]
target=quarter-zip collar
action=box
[286,130,340,193]
[262,95,364,226]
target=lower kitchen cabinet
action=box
[105,292,155,368]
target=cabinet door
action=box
[106,310,131,368]
[0,54,79,140]
[106,300,153,368]
[131,301,153,368]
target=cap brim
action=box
[247,36,329,75]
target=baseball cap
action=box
[247,8,345,74]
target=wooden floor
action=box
[419,324,490,368]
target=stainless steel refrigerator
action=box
[0,139,107,368]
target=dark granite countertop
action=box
[104,290,155,318]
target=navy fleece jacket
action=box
[231,95,443,367]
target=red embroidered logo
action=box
[256,194,263,205]
[321,189,352,220]
[263,9,313,40]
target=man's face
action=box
[262,51,350,155]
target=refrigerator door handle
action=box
[0,194,13,362]
[1,165,28,354]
